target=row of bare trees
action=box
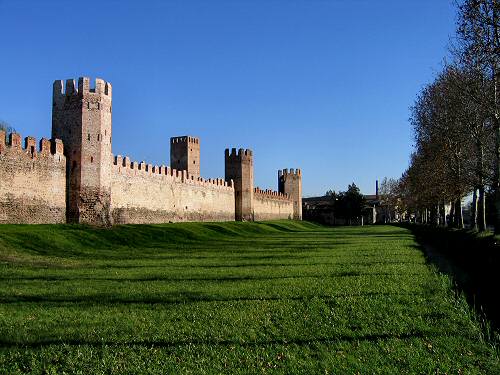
[384,0,499,232]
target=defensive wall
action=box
[253,188,294,221]
[110,156,234,224]
[0,76,302,225]
[0,131,66,223]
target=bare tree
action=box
[410,67,474,228]
[0,120,15,142]
[455,0,500,232]
[379,177,399,222]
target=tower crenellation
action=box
[279,168,302,220]
[225,147,254,221]
[170,135,200,177]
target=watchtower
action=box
[170,136,200,177]
[225,148,254,221]
[52,77,113,225]
[279,168,302,220]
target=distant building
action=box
[303,180,397,225]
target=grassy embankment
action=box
[401,223,500,333]
[0,221,498,374]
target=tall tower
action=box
[170,136,200,177]
[225,148,254,221]
[279,168,302,220]
[52,77,113,225]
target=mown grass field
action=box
[0,221,498,374]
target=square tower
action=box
[279,168,302,220]
[52,77,113,226]
[170,136,200,177]
[225,148,254,221]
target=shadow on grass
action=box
[0,271,429,283]
[400,224,500,333]
[0,290,429,305]
[0,331,435,349]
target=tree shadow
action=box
[0,330,436,349]
[0,290,427,306]
[405,225,500,333]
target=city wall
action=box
[253,188,294,221]
[0,77,302,225]
[0,131,66,224]
[110,155,235,224]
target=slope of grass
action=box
[401,223,500,332]
[0,221,498,374]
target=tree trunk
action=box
[478,185,486,231]
[440,200,446,227]
[455,198,464,229]
[492,61,500,233]
[471,188,478,230]
[449,201,455,227]
[453,202,458,228]
[494,115,500,233]
[431,204,439,226]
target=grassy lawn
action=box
[0,221,498,374]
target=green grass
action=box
[0,221,498,374]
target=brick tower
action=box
[170,136,200,177]
[225,148,254,221]
[279,168,302,220]
[52,77,113,225]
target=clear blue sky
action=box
[0,0,455,196]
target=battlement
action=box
[0,76,303,225]
[279,168,302,177]
[254,187,291,201]
[224,148,253,160]
[112,154,233,191]
[0,130,64,159]
[171,136,199,144]
[53,77,112,98]
[0,130,66,224]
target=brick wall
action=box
[110,156,235,224]
[253,188,294,221]
[0,132,66,224]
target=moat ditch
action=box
[403,223,500,335]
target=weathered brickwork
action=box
[279,169,302,220]
[0,76,302,225]
[253,188,294,221]
[170,136,200,177]
[225,148,254,221]
[110,156,234,223]
[0,132,66,223]
[52,78,113,225]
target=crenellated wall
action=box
[0,131,66,224]
[0,76,303,225]
[110,155,235,224]
[253,188,294,221]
